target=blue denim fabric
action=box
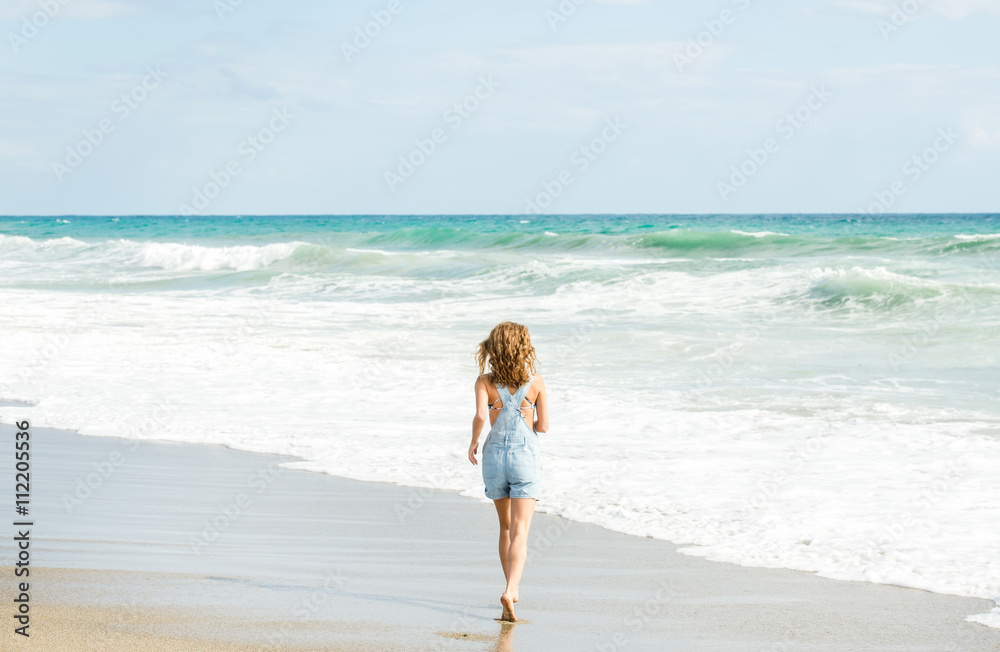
[482,377,541,500]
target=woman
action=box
[468,322,549,623]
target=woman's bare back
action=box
[483,373,542,428]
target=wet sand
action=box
[0,423,997,651]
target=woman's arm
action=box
[533,375,549,434]
[469,375,490,465]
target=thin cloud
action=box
[928,0,1000,18]
[830,0,1000,18]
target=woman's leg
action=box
[492,498,511,581]
[500,497,536,621]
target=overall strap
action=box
[493,376,533,411]
[511,375,535,407]
[491,381,510,411]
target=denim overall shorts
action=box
[482,376,541,500]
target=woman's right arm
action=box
[533,375,549,434]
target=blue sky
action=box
[1,0,997,215]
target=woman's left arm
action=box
[469,376,489,465]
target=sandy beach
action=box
[1,423,998,651]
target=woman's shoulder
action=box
[475,373,542,387]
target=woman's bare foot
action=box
[512,592,519,603]
[500,593,517,622]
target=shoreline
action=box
[1,423,999,650]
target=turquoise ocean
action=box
[1,214,998,625]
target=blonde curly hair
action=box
[476,322,537,388]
